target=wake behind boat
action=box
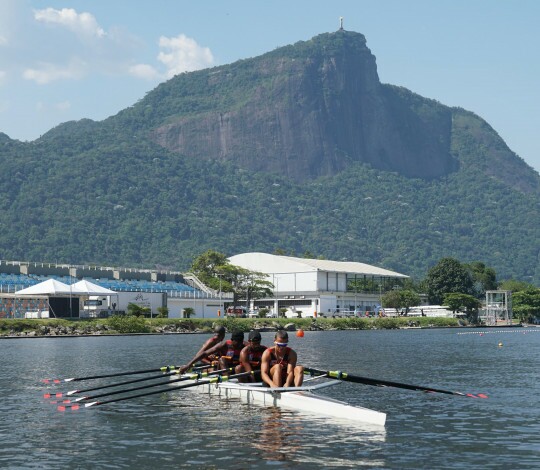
[177,375,387,427]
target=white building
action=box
[229,252,409,317]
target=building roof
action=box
[229,253,408,278]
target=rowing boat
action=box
[180,376,386,426]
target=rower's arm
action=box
[181,341,223,373]
[194,338,212,357]
[260,350,272,386]
[239,348,252,373]
[284,350,297,387]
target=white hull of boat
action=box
[182,379,386,427]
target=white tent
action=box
[69,280,117,295]
[15,279,72,296]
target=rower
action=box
[180,330,247,375]
[179,325,226,374]
[237,330,267,382]
[260,330,304,388]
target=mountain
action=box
[0,31,538,283]
[147,32,457,181]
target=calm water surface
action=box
[0,328,539,469]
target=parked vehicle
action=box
[226,307,247,318]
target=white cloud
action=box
[23,60,86,84]
[0,35,7,46]
[34,8,105,39]
[0,70,6,83]
[55,101,71,111]
[129,63,160,81]
[157,34,214,78]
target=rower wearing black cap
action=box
[237,330,267,382]
[180,330,247,374]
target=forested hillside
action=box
[0,31,538,282]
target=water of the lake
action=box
[1,328,539,469]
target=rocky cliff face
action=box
[150,31,458,181]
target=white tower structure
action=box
[484,290,512,326]
[339,17,344,31]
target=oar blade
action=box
[57,403,80,412]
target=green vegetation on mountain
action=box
[0,31,538,284]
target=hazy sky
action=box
[1,0,539,173]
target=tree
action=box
[191,250,230,285]
[426,257,474,304]
[382,289,421,314]
[498,279,534,292]
[382,290,402,314]
[465,261,497,297]
[190,249,234,293]
[512,287,540,323]
[156,306,169,318]
[400,290,421,313]
[190,250,274,310]
[219,264,273,310]
[183,307,195,318]
[443,293,481,320]
[127,303,151,317]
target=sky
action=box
[0,0,539,173]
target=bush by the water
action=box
[107,315,150,334]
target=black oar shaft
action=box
[71,369,187,395]
[55,364,209,383]
[305,368,483,398]
[77,368,232,401]
[86,370,256,407]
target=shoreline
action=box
[0,316,482,338]
[1,316,522,339]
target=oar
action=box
[43,363,210,384]
[50,368,234,404]
[45,367,230,400]
[305,367,488,398]
[57,370,259,411]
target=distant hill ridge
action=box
[0,30,538,282]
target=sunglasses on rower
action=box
[274,341,288,347]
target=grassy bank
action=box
[0,316,463,337]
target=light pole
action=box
[69,265,73,318]
[354,280,358,313]
[274,275,280,317]
[217,273,224,316]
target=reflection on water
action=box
[1,330,540,468]
[251,406,387,468]
[252,407,303,463]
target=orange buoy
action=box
[296,329,305,337]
